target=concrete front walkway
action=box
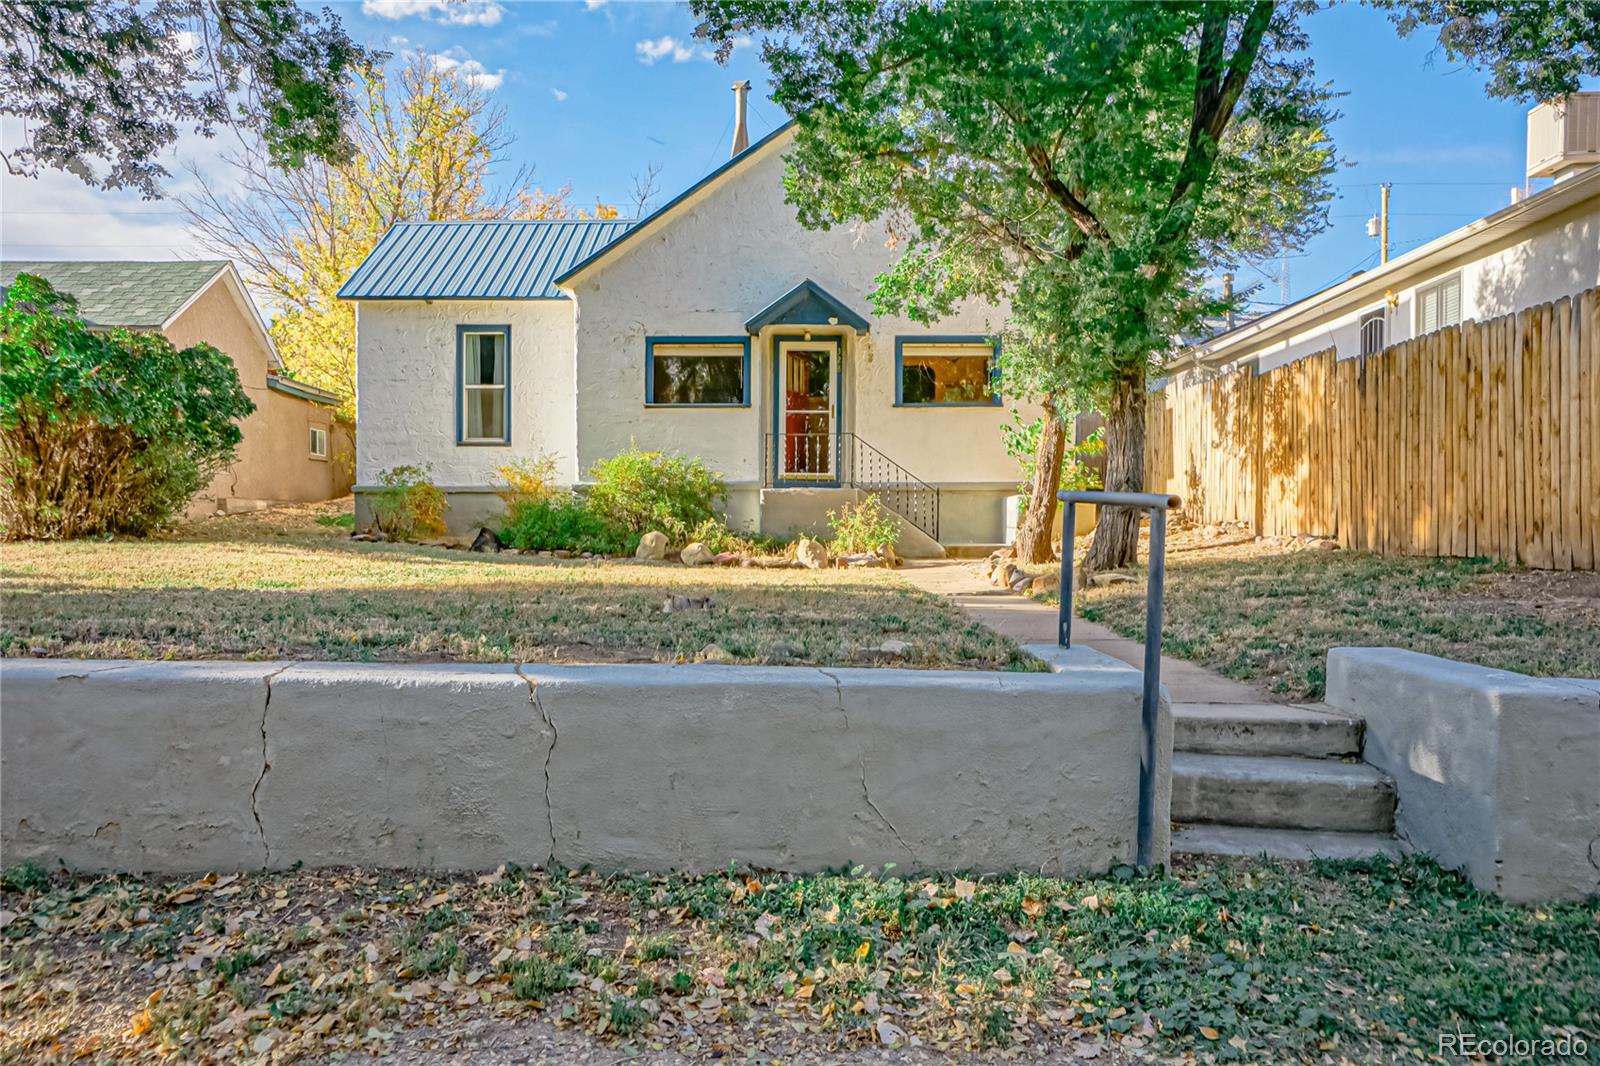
[900,559,1267,704]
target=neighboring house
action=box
[1180,96,1600,377]
[0,260,354,515]
[341,102,1035,553]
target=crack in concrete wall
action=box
[817,667,917,865]
[251,664,293,868]
[515,663,558,868]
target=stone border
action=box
[1,647,1170,876]
[1327,647,1600,903]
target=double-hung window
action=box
[1416,275,1461,335]
[308,425,329,459]
[895,337,1000,406]
[645,337,750,406]
[458,326,510,444]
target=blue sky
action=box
[0,0,1583,310]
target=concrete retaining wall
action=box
[1,647,1168,876]
[1327,647,1600,902]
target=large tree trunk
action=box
[1013,395,1066,563]
[1085,364,1147,572]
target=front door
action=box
[775,338,839,482]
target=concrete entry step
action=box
[1172,823,1405,862]
[1171,752,1396,833]
[1173,703,1364,758]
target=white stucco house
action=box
[1180,95,1600,377]
[341,114,1035,551]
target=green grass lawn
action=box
[1040,537,1600,701]
[3,857,1594,1063]
[0,503,1035,671]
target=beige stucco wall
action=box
[1231,195,1600,373]
[568,142,1037,493]
[165,275,351,510]
[353,298,577,488]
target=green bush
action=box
[369,464,447,541]
[685,516,789,556]
[0,273,254,539]
[586,446,726,543]
[499,494,633,555]
[827,494,900,555]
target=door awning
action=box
[744,279,870,334]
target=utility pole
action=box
[1379,182,1391,264]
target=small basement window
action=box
[896,338,1000,406]
[1416,275,1461,335]
[458,326,510,444]
[645,337,749,406]
[308,425,329,459]
[1358,308,1386,358]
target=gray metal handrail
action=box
[1057,489,1182,869]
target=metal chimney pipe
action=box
[731,80,750,157]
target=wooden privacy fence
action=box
[1147,287,1598,570]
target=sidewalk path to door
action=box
[900,559,1267,704]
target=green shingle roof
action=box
[0,260,229,328]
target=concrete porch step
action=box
[1173,703,1364,758]
[1171,752,1396,833]
[1172,823,1405,862]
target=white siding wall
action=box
[1248,199,1599,372]
[568,144,1033,491]
[353,299,578,486]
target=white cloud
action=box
[550,87,568,102]
[585,0,606,8]
[427,48,506,91]
[635,34,707,65]
[361,0,504,28]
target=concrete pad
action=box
[1174,703,1364,757]
[1171,752,1395,833]
[256,663,551,870]
[1173,823,1406,861]
[1328,647,1600,902]
[1,659,279,872]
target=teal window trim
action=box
[456,324,512,445]
[644,335,751,407]
[894,335,1003,407]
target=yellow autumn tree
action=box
[183,54,615,413]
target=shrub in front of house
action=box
[585,446,726,544]
[369,464,448,541]
[498,494,634,556]
[0,273,255,539]
[827,494,900,555]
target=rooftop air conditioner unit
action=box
[1526,92,1600,181]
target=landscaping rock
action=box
[1010,573,1035,593]
[796,537,829,569]
[992,562,1019,588]
[713,551,743,566]
[662,595,714,614]
[877,545,900,568]
[552,549,575,559]
[680,542,715,567]
[469,527,502,553]
[697,642,736,663]
[1031,573,1058,592]
[635,531,669,561]
[766,641,805,661]
[1090,571,1137,587]
[878,639,910,656]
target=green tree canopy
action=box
[1,1,379,198]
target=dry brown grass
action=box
[0,500,1037,671]
[1052,528,1600,700]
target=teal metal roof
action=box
[337,219,635,301]
[0,260,228,328]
